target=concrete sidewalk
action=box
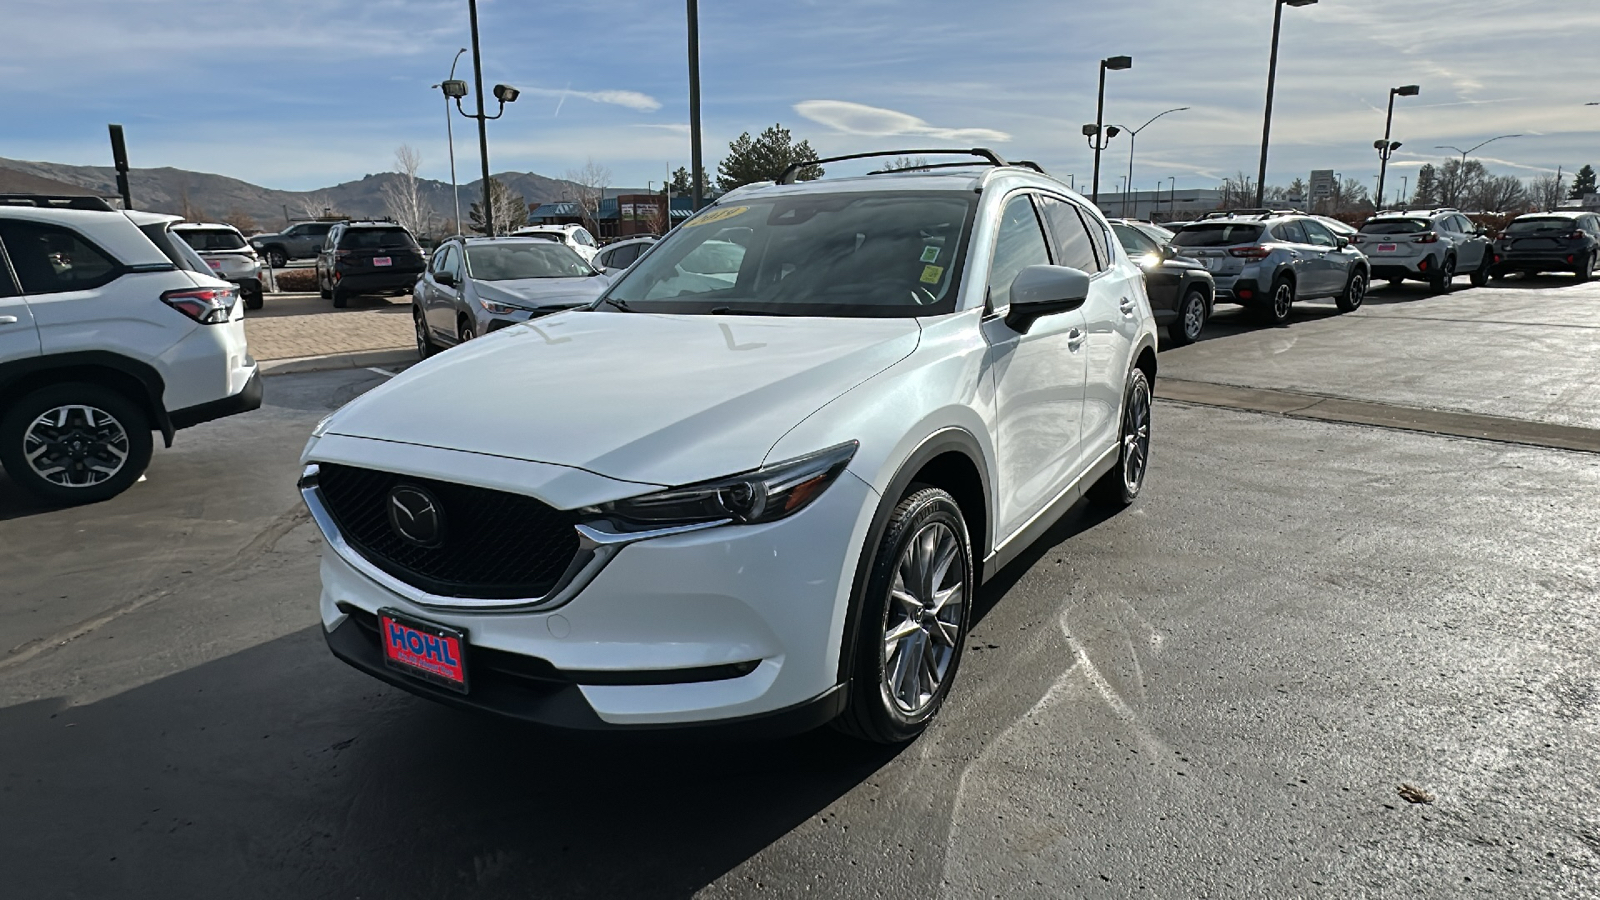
[244,291,415,374]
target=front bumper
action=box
[308,454,878,730]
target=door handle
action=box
[1066,328,1086,350]
[0,316,17,325]
[1118,297,1135,317]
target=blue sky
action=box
[4,0,1598,194]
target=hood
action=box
[324,311,922,487]
[473,275,608,308]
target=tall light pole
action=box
[449,0,519,236]
[1374,84,1420,210]
[1399,174,1408,208]
[1436,135,1522,206]
[1112,106,1189,218]
[1168,175,1176,219]
[1089,55,1132,204]
[687,0,705,210]
[1256,0,1318,208]
[432,48,469,233]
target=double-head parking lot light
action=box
[1256,0,1317,207]
[1090,55,1132,205]
[1376,84,1420,209]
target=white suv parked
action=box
[300,151,1158,742]
[0,195,261,504]
[509,224,600,262]
[1354,208,1493,291]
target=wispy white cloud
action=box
[794,100,1010,143]
[518,87,661,113]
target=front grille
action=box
[316,463,580,599]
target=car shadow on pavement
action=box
[2,626,901,899]
[972,496,1122,626]
[0,471,66,521]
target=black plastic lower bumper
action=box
[335,270,423,294]
[323,612,847,738]
[169,369,263,430]
[1491,253,1584,274]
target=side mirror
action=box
[435,270,455,287]
[1004,265,1091,334]
[1335,236,1350,249]
[1159,243,1179,260]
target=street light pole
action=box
[1375,84,1420,210]
[687,0,705,210]
[1090,56,1132,205]
[432,48,469,233]
[1168,176,1176,219]
[467,0,493,235]
[1112,106,1189,219]
[1435,135,1522,206]
[1256,0,1317,208]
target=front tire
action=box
[1470,254,1492,288]
[1335,268,1367,313]
[1089,366,1153,509]
[265,249,288,269]
[331,286,348,309]
[835,487,973,744]
[0,383,154,505]
[1165,288,1207,346]
[243,287,264,311]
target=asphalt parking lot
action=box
[3,278,1598,898]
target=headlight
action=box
[593,441,858,528]
[479,297,527,315]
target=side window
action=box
[430,245,452,274]
[0,246,17,297]
[1037,196,1103,272]
[0,221,123,294]
[1110,222,1159,256]
[573,229,595,247]
[445,245,463,280]
[613,244,641,266]
[283,224,303,237]
[1300,220,1337,248]
[324,227,341,251]
[1272,220,1308,244]
[987,194,1053,311]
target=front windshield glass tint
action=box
[465,243,594,280]
[177,229,247,251]
[1506,218,1575,235]
[1170,223,1263,247]
[604,191,976,317]
[1359,219,1431,235]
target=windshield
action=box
[465,242,596,280]
[1506,218,1576,236]
[603,191,977,317]
[338,227,417,250]
[1132,222,1175,244]
[1171,223,1263,247]
[1359,218,1430,235]
[177,229,247,251]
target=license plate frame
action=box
[1377,243,1398,253]
[378,608,469,693]
[374,256,393,267]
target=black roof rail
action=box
[0,194,116,211]
[777,148,1022,185]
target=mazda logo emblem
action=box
[387,485,445,548]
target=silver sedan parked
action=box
[412,236,611,356]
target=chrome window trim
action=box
[298,464,728,614]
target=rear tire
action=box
[265,248,288,269]
[319,287,332,300]
[414,308,438,359]
[1577,253,1595,283]
[834,487,973,745]
[1335,268,1367,313]
[1088,366,1153,509]
[1256,277,1294,325]
[243,288,264,311]
[0,383,153,505]
[1429,254,1456,293]
[457,316,475,344]
[1165,288,1207,347]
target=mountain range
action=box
[0,156,582,234]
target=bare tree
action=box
[296,193,336,219]
[1530,172,1566,212]
[1218,171,1255,209]
[222,207,258,235]
[1468,175,1527,213]
[563,158,613,234]
[888,156,931,172]
[381,144,430,235]
[467,178,527,235]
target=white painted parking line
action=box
[365,367,397,378]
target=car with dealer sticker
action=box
[299,149,1159,743]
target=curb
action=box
[258,348,417,376]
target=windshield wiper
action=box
[595,297,635,313]
[709,306,798,317]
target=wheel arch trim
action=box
[0,351,174,446]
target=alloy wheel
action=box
[1273,283,1293,319]
[1183,294,1205,340]
[458,319,475,343]
[414,314,430,357]
[22,405,131,488]
[1348,273,1366,309]
[1121,374,1152,495]
[880,521,966,716]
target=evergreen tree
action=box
[1411,164,1438,207]
[716,124,824,192]
[669,166,710,194]
[1569,164,1597,199]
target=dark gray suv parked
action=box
[1170,213,1370,324]
[248,219,345,268]
[1490,211,1599,281]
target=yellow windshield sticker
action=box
[920,264,945,284]
[683,206,749,228]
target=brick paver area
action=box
[244,292,413,361]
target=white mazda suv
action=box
[300,150,1158,743]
